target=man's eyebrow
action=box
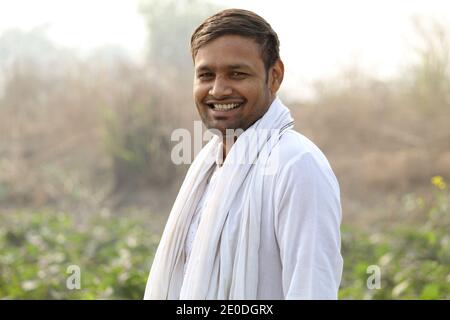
[195,63,253,72]
[195,65,212,72]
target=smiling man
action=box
[144,8,343,300]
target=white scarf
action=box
[144,97,294,299]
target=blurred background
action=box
[0,0,449,299]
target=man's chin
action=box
[207,123,243,139]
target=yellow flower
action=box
[431,176,446,190]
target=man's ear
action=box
[269,59,284,95]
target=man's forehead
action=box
[194,35,264,70]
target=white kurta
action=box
[183,129,343,299]
[183,164,220,275]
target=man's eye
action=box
[231,72,246,78]
[198,73,214,79]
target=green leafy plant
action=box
[0,210,159,299]
[339,176,450,299]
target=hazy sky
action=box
[1,0,449,99]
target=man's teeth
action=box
[212,103,240,111]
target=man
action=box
[144,8,343,300]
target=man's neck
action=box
[222,137,234,162]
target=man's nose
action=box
[209,76,232,97]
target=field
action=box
[1,178,448,299]
[1,3,449,299]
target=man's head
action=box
[191,9,284,136]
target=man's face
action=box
[193,35,283,136]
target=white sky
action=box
[0,0,449,100]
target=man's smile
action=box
[204,100,246,117]
[209,103,241,111]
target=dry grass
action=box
[1,21,449,230]
[290,69,450,228]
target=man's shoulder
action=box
[265,129,340,199]
[268,129,332,171]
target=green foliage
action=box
[340,176,450,299]
[1,177,448,299]
[0,210,159,299]
[101,99,180,190]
